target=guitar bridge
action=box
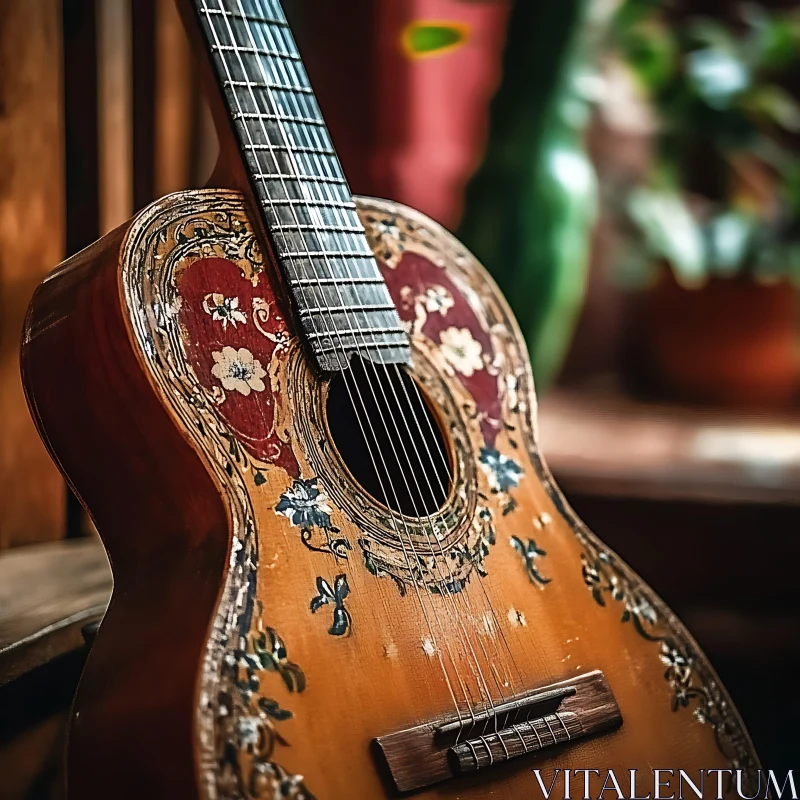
[373,670,622,793]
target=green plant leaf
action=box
[687,47,750,110]
[402,22,468,58]
[745,84,800,132]
[742,4,800,71]
[707,211,755,275]
[619,19,676,93]
[627,187,706,285]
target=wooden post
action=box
[0,0,66,549]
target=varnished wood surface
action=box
[22,223,231,797]
[0,0,65,548]
[0,538,106,800]
[0,538,110,687]
[540,389,800,505]
[0,713,66,800]
[22,189,759,799]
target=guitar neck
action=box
[191,0,410,372]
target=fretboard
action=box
[193,0,410,371]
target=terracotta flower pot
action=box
[635,271,800,409]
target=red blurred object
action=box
[635,271,800,409]
[297,0,510,230]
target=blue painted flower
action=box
[310,574,352,636]
[479,447,523,492]
[276,478,334,531]
[510,536,550,585]
[236,716,261,750]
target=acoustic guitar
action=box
[22,1,760,798]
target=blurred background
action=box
[1,0,799,796]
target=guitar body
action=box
[23,189,758,799]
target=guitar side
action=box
[22,190,760,799]
[21,218,231,796]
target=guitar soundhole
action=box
[326,358,452,517]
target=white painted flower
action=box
[377,218,400,240]
[423,285,454,316]
[236,716,261,749]
[203,292,247,329]
[439,326,484,377]
[276,478,334,530]
[265,329,291,353]
[211,346,266,396]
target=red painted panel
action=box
[381,251,503,446]
[177,257,299,476]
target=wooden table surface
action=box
[539,389,800,506]
[0,538,111,687]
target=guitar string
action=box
[389,325,546,744]
[237,0,517,742]
[225,0,551,757]
[390,361,531,744]
[204,0,476,727]
[372,308,521,706]
[240,0,507,735]
[389,364,513,722]
[213,0,530,754]
[353,371,512,750]
[237,0,493,727]
[322,307,515,746]
[387,313,524,695]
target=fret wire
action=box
[290,276,384,286]
[298,303,397,317]
[306,326,406,341]
[315,341,408,356]
[254,179,350,202]
[277,231,372,254]
[210,44,301,61]
[279,250,374,259]
[264,198,356,209]
[244,143,337,155]
[199,6,287,27]
[270,222,364,232]
[267,209,360,231]
[223,79,314,95]
[250,172,347,185]
[281,265,381,283]
[232,111,326,126]
[250,147,341,179]
[201,0,409,365]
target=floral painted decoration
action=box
[510,536,550,585]
[423,285,455,316]
[203,292,248,329]
[176,251,299,475]
[439,326,484,377]
[277,478,334,530]
[211,346,267,397]
[310,574,352,636]
[578,544,756,782]
[276,478,351,559]
[479,447,523,515]
[217,626,313,798]
[479,447,523,492]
